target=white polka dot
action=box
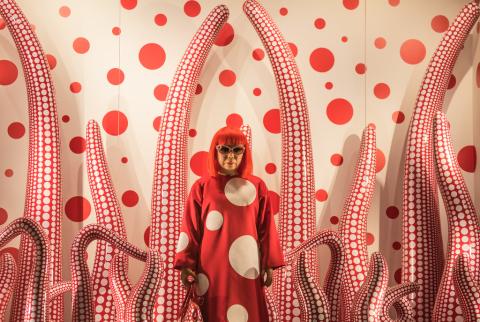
[224,178,257,206]
[196,273,209,296]
[176,232,189,253]
[229,235,260,279]
[227,304,249,322]
[206,210,224,231]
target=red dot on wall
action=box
[331,154,343,166]
[279,7,288,16]
[144,226,150,247]
[374,83,390,99]
[341,36,348,43]
[139,43,166,70]
[392,241,402,250]
[59,6,71,17]
[47,54,57,70]
[447,74,456,90]
[122,190,139,207]
[0,18,4,30]
[121,0,137,10]
[214,23,234,46]
[343,0,359,10]
[65,196,91,222]
[7,122,25,139]
[70,82,82,93]
[195,84,203,95]
[355,63,366,75]
[253,88,262,96]
[184,1,201,17]
[315,189,328,202]
[155,13,167,26]
[325,82,333,90]
[265,163,277,174]
[190,151,209,177]
[310,48,335,72]
[0,60,18,85]
[288,43,298,57]
[154,84,169,101]
[112,27,121,35]
[121,157,128,164]
[252,48,265,61]
[394,268,402,284]
[102,111,128,136]
[0,208,7,225]
[374,37,387,49]
[326,98,353,125]
[376,148,386,173]
[263,109,281,134]
[389,0,400,6]
[314,18,326,29]
[73,37,90,54]
[268,191,280,215]
[62,115,70,123]
[366,232,375,245]
[4,169,13,177]
[153,116,161,132]
[189,129,197,137]
[69,136,86,154]
[107,68,125,85]
[392,111,405,124]
[457,145,476,173]
[400,39,426,65]
[386,206,399,219]
[219,70,236,87]
[431,15,449,33]
[226,114,243,128]
[330,216,339,225]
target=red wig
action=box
[207,126,253,177]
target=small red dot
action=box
[325,82,333,90]
[341,36,348,43]
[47,54,57,70]
[65,196,91,222]
[102,111,128,136]
[288,43,298,57]
[355,63,366,74]
[121,157,128,163]
[392,242,402,250]
[226,114,243,128]
[73,37,90,54]
[330,154,343,166]
[392,111,405,124]
[59,6,71,17]
[69,82,82,93]
[153,116,161,132]
[4,169,13,177]
[0,18,4,30]
[394,268,402,284]
[69,136,87,154]
[386,206,399,219]
[62,115,70,123]
[189,129,197,137]
[265,163,277,174]
[374,83,390,99]
[107,68,125,85]
[112,27,121,35]
[447,74,456,89]
[184,1,201,17]
[366,232,375,245]
[219,70,236,87]
[155,13,167,26]
[314,18,326,29]
[330,216,339,225]
[279,7,288,16]
[0,208,7,225]
[122,190,139,207]
[144,226,150,247]
[374,37,387,49]
[154,84,169,101]
[252,48,265,61]
[253,88,262,96]
[195,84,203,95]
[7,122,25,139]
[121,0,137,10]
[315,189,328,202]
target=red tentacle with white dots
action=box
[380,283,419,322]
[339,124,376,321]
[453,253,480,321]
[0,1,63,321]
[265,286,280,322]
[149,6,229,320]
[86,119,130,321]
[70,224,147,322]
[240,124,253,152]
[401,3,479,321]
[243,1,317,319]
[109,253,132,322]
[0,253,16,319]
[432,111,480,320]
[48,282,71,303]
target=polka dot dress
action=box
[174,174,285,321]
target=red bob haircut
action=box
[207,126,253,177]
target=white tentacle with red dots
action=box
[48,282,72,303]
[0,253,16,319]
[109,253,133,322]
[453,253,480,321]
[265,286,280,322]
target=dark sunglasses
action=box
[216,145,245,155]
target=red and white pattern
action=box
[109,253,132,322]
[453,253,480,322]
[381,283,419,322]
[0,253,16,319]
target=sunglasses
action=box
[216,145,245,155]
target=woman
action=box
[174,126,285,321]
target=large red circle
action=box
[214,23,234,46]
[457,145,476,173]
[102,111,128,136]
[263,109,281,134]
[122,190,139,207]
[400,39,426,65]
[0,60,18,85]
[139,43,166,70]
[65,196,91,222]
[7,122,25,139]
[190,151,209,177]
[310,48,335,72]
[326,98,353,125]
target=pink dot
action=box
[7,122,25,139]
[62,115,70,123]
[376,148,386,172]
[476,63,480,88]
[107,68,125,85]
[386,206,399,219]
[214,23,234,46]
[184,1,201,17]
[389,0,400,6]
[226,114,243,128]
[331,154,343,166]
[252,48,265,61]
[155,14,167,26]
[153,116,161,132]
[355,63,366,74]
[112,27,121,35]
[310,48,335,72]
[59,6,71,17]
[394,268,402,284]
[154,84,169,101]
[374,83,390,99]
[288,43,298,57]
[69,136,86,154]
[263,109,281,134]
[121,0,137,10]
[330,216,339,225]
[70,82,82,93]
[366,233,375,246]
[431,15,449,33]
[343,0,359,10]
[325,82,333,90]
[393,242,401,250]
[392,111,405,124]
[265,163,277,174]
[139,43,166,70]
[0,208,7,225]
[144,226,150,247]
[4,169,13,177]
[65,196,91,222]
[189,129,197,137]
[73,37,90,54]
[448,74,456,89]
[314,18,326,29]
[457,145,476,173]
[47,54,57,70]
[253,88,262,96]
[102,111,128,136]
[316,189,328,202]
[400,39,426,65]
[219,69,236,87]
[279,7,288,16]
[122,190,139,207]
[190,151,209,177]
[374,37,386,49]
[0,60,18,85]
[326,98,353,125]
[195,84,203,95]
[121,157,128,163]
[268,191,280,215]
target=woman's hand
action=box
[181,268,197,286]
[263,268,273,287]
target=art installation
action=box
[0,0,479,321]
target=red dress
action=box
[174,174,285,322]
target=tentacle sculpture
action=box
[70,224,147,322]
[148,5,229,321]
[432,111,480,320]
[49,282,71,302]
[86,119,130,321]
[381,283,419,322]
[240,124,253,152]
[453,253,480,321]
[265,287,280,322]
[401,3,479,320]
[0,253,16,319]
[244,1,317,319]
[0,0,63,320]
[339,124,376,321]
[109,253,133,322]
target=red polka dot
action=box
[448,74,456,89]
[331,154,343,166]
[219,70,236,87]
[330,216,339,225]
[107,68,125,85]
[431,15,449,33]
[184,1,201,17]
[279,7,288,16]
[355,63,366,74]
[73,37,90,54]
[62,115,70,123]
[253,88,262,96]
[341,36,348,43]
[366,233,375,246]
[121,0,137,10]
[374,83,390,99]
[392,111,405,124]
[326,98,353,125]
[190,151,209,177]
[263,109,281,134]
[288,43,298,57]
[392,241,401,250]
[394,268,402,284]
[189,129,197,137]
[139,43,166,70]
[457,145,476,173]
[316,189,328,202]
[7,122,25,139]
[195,84,203,95]
[374,37,386,49]
[122,190,139,207]
[476,63,480,88]
[386,206,399,219]
[315,18,326,29]
[0,60,18,85]
[0,208,7,225]
[154,84,169,101]
[144,226,150,247]
[400,39,426,65]
[226,114,243,128]
[265,163,277,174]
[4,169,13,177]
[121,157,128,163]
[59,6,71,17]
[343,0,359,10]
[0,248,18,262]
[325,82,333,90]
[214,23,234,46]
[0,18,4,30]
[155,14,167,26]
[70,82,82,93]
[252,48,265,61]
[310,48,335,72]
[65,196,91,222]
[112,27,121,35]
[153,116,161,132]
[389,0,400,6]
[102,111,128,136]
[47,54,57,70]
[69,136,86,154]
[268,191,280,215]
[376,148,386,172]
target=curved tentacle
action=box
[0,0,63,320]
[70,224,147,322]
[264,286,279,322]
[148,5,229,320]
[380,283,419,322]
[86,119,130,321]
[432,111,480,320]
[48,282,71,303]
[240,124,252,152]
[339,124,376,321]
[401,3,480,320]
[0,253,16,318]
[243,1,317,319]
[109,253,133,322]
[453,253,480,321]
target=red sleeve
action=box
[174,179,204,271]
[257,180,285,271]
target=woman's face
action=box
[216,144,245,175]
